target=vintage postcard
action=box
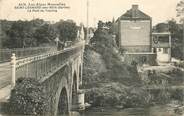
[0,0,184,116]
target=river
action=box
[0,105,183,116]
[69,105,183,116]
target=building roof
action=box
[119,5,151,20]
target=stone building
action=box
[152,32,172,63]
[115,5,156,65]
[116,5,152,53]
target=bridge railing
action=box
[10,41,85,87]
[0,47,57,63]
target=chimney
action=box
[132,4,138,10]
[132,4,138,18]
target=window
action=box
[157,48,161,52]
[163,48,168,54]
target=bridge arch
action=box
[53,65,71,116]
[57,87,69,115]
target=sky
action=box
[0,0,181,27]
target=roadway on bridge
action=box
[0,62,11,89]
[0,47,58,89]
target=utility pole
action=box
[182,20,184,60]
[94,18,96,28]
[86,0,89,44]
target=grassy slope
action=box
[82,29,149,108]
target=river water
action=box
[0,105,183,116]
[69,105,183,116]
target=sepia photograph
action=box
[0,0,184,115]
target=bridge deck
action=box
[0,62,11,102]
[0,62,11,89]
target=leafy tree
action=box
[56,20,78,42]
[105,21,112,28]
[176,0,184,59]
[5,20,31,48]
[177,0,184,19]
[97,20,104,29]
[33,24,56,46]
[91,20,116,44]
[168,20,183,59]
[154,23,169,32]
[30,19,45,27]
[1,19,78,48]
[2,19,57,48]
[154,19,183,59]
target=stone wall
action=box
[121,45,151,52]
[42,65,71,115]
[124,53,157,66]
[40,55,83,116]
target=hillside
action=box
[82,28,149,108]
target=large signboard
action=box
[120,20,151,46]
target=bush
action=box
[8,78,49,115]
[85,84,151,108]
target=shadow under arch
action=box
[79,65,82,85]
[57,87,69,115]
[72,71,78,109]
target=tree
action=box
[97,21,104,29]
[33,24,56,46]
[154,23,169,32]
[5,20,32,48]
[168,19,183,44]
[0,20,14,48]
[154,20,183,59]
[56,20,78,42]
[1,19,77,48]
[176,0,184,59]
[168,20,183,59]
[30,19,45,27]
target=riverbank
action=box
[82,27,184,111]
[83,45,184,109]
[81,104,183,116]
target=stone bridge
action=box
[40,42,85,115]
[9,28,86,115]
